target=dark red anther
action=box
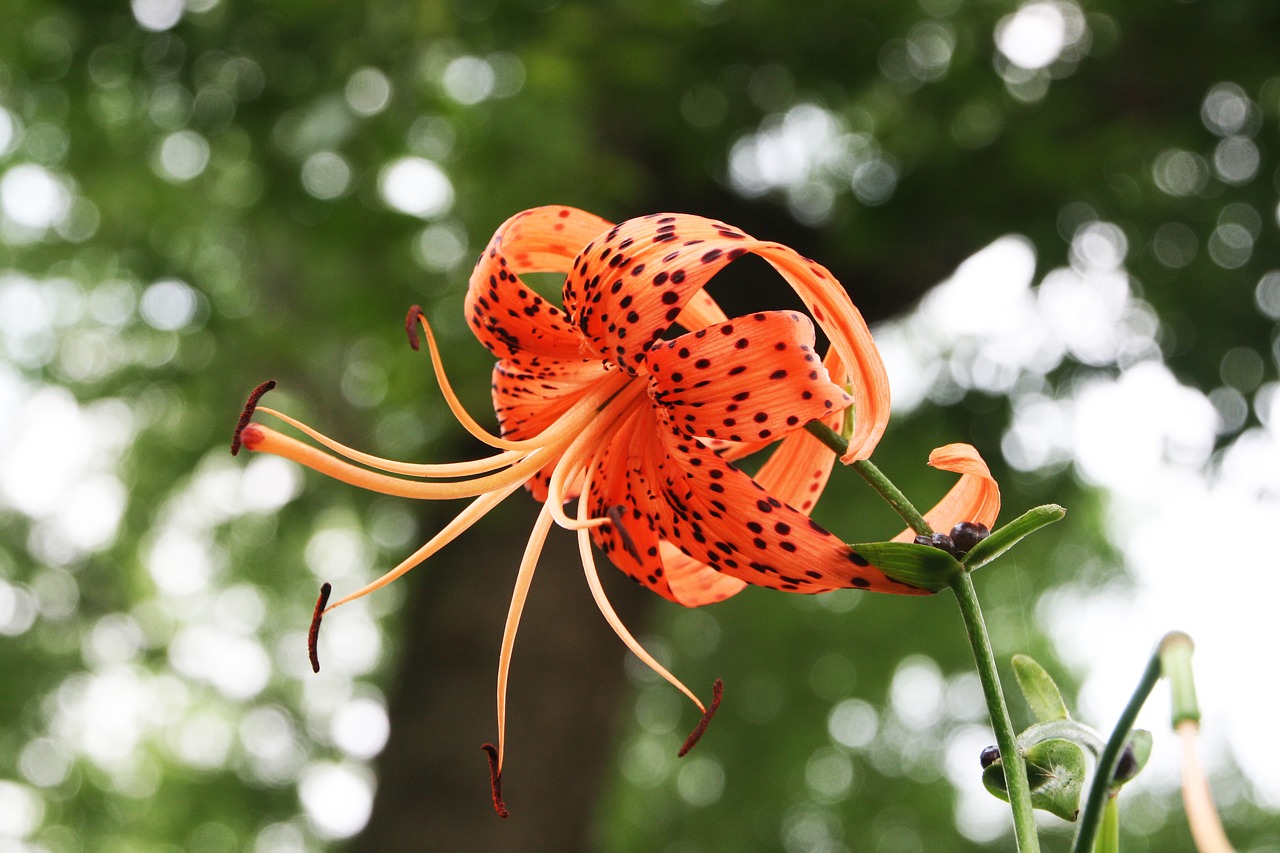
[605,505,641,561]
[678,678,724,758]
[231,380,277,456]
[308,582,332,674]
[405,305,425,351]
[481,743,510,818]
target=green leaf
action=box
[1013,654,1071,723]
[963,504,1067,570]
[849,541,963,592]
[983,739,1087,822]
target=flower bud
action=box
[949,521,991,555]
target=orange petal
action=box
[750,245,889,463]
[561,213,889,461]
[653,422,923,595]
[892,443,1001,542]
[644,311,851,445]
[466,206,610,367]
[585,406,749,607]
[751,349,850,515]
[659,541,748,607]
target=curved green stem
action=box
[804,422,931,535]
[1071,648,1163,853]
[950,570,1041,853]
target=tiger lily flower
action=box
[231,206,997,815]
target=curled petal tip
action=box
[678,678,724,758]
[308,582,332,674]
[404,305,424,351]
[231,380,277,456]
[481,743,510,818]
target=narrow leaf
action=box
[1013,654,1071,723]
[963,504,1066,570]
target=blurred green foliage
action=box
[1,0,1278,851]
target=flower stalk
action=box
[1071,643,1163,853]
[806,418,1038,851]
[949,568,1041,853]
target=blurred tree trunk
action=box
[347,499,648,852]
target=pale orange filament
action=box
[493,502,556,770]
[576,459,708,714]
[543,380,648,532]
[414,310,618,451]
[324,479,526,612]
[241,423,563,501]
[255,405,530,478]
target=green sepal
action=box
[963,504,1066,570]
[983,738,1087,822]
[1013,654,1070,723]
[849,541,963,592]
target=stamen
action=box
[241,424,557,501]
[324,480,525,612]
[256,406,527,479]
[544,383,645,530]
[405,304,424,351]
[605,505,641,561]
[480,743,510,818]
[678,678,724,757]
[308,582,332,673]
[495,504,554,772]
[576,464,707,714]
[411,305,632,452]
[231,380,277,456]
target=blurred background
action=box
[1,0,1278,850]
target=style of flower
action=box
[231,206,998,814]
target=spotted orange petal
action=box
[750,349,851,515]
[645,311,851,445]
[585,404,750,608]
[466,205,610,367]
[652,418,922,595]
[562,213,889,462]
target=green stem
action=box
[804,422,932,535]
[1071,648,1163,853]
[950,570,1041,853]
[806,419,1035,849]
[1094,797,1120,853]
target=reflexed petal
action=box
[752,245,888,463]
[645,311,851,444]
[466,206,611,366]
[659,541,748,607]
[562,212,889,462]
[892,443,1001,542]
[586,406,751,607]
[653,420,923,595]
[565,214,757,372]
[584,405,674,599]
